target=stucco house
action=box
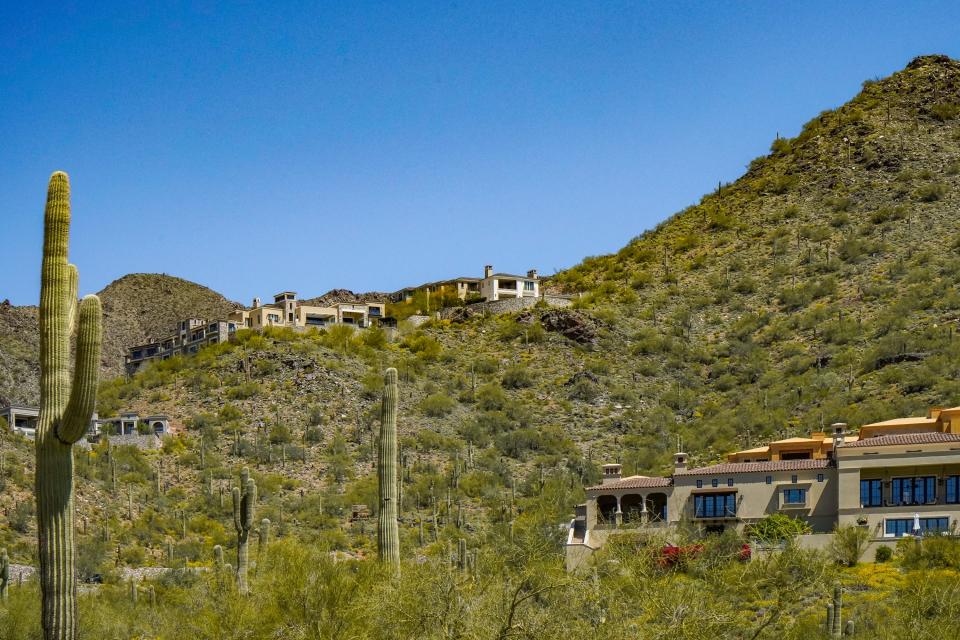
[568,407,960,569]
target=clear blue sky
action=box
[2,2,959,305]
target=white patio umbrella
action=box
[914,513,922,536]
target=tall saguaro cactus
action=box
[232,468,257,594]
[377,368,400,568]
[35,172,103,640]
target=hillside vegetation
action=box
[0,274,240,405]
[5,54,960,638]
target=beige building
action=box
[229,292,388,330]
[568,407,960,568]
[391,264,540,303]
[479,265,539,301]
[125,318,237,373]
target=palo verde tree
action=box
[35,172,103,639]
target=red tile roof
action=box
[674,459,832,476]
[586,476,672,491]
[839,432,960,448]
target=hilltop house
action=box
[228,291,388,330]
[125,292,390,373]
[391,265,540,303]
[125,318,238,373]
[568,406,960,569]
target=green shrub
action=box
[420,393,456,417]
[874,544,893,563]
[916,182,948,202]
[501,366,534,389]
[747,514,812,544]
[829,524,870,566]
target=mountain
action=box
[84,54,960,472]
[0,274,241,406]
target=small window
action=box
[817,473,824,483]
[727,478,734,487]
[765,476,772,485]
[696,479,703,488]
[711,479,719,488]
[791,475,798,484]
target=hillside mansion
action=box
[125,291,387,372]
[569,406,960,567]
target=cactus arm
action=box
[243,479,257,529]
[65,265,78,333]
[57,295,102,444]
[232,487,242,532]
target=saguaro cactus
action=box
[35,172,103,640]
[233,468,257,594]
[377,368,401,568]
[1,548,9,601]
[832,584,843,638]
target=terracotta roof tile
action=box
[585,476,672,491]
[839,432,960,448]
[674,459,831,476]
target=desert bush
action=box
[829,523,870,566]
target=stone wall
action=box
[82,433,161,450]
[439,295,574,320]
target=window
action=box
[765,476,772,485]
[947,476,960,504]
[791,475,798,484]
[524,281,535,291]
[860,479,882,507]
[885,517,949,537]
[711,479,719,488]
[696,480,703,488]
[694,493,736,518]
[892,476,937,505]
[783,488,806,505]
[369,306,382,316]
[817,473,824,483]
[727,478,734,487]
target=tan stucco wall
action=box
[836,444,960,537]
[670,468,837,533]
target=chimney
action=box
[673,452,688,471]
[601,463,622,485]
[484,265,493,278]
[831,422,847,450]
[527,269,538,279]
[253,297,261,309]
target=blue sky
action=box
[2,2,959,305]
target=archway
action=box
[596,495,618,524]
[620,494,645,523]
[646,492,668,522]
[153,421,165,435]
